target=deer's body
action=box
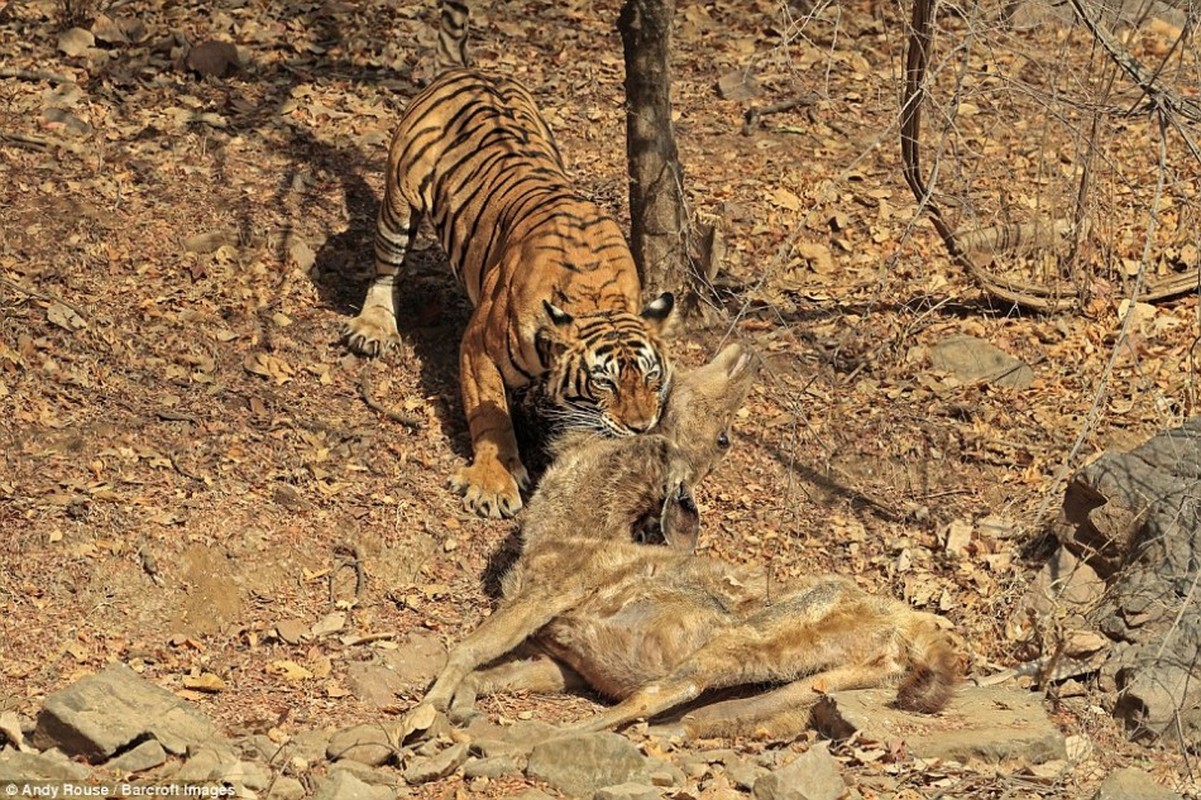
[413,344,959,740]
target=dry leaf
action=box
[267,659,313,681]
[183,672,227,693]
[768,187,803,212]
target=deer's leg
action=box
[675,663,890,739]
[422,591,582,713]
[450,653,586,722]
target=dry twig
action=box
[358,362,423,429]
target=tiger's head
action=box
[537,292,675,438]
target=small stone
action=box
[1094,767,1182,800]
[716,70,762,101]
[403,741,469,784]
[326,722,400,767]
[0,751,91,781]
[173,742,239,783]
[593,782,659,800]
[752,743,845,800]
[463,755,523,779]
[648,764,683,786]
[345,662,405,709]
[526,733,651,797]
[929,334,1033,389]
[57,27,94,56]
[266,776,306,800]
[186,40,240,78]
[726,759,769,791]
[106,739,167,774]
[313,769,396,800]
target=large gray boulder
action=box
[31,663,219,762]
[1056,417,1201,745]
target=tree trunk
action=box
[619,0,697,315]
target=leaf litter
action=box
[0,0,1197,796]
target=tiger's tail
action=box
[437,0,471,70]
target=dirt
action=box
[1,0,1199,797]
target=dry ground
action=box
[2,0,1199,796]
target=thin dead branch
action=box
[358,362,423,429]
[741,94,818,135]
[0,67,76,84]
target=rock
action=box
[276,618,309,644]
[0,711,30,752]
[32,663,219,761]
[594,782,660,800]
[526,733,651,797]
[812,685,1066,764]
[752,743,845,800]
[0,750,91,781]
[463,754,523,779]
[57,27,94,56]
[1094,767,1182,800]
[470,736,532,761]
[726,758,770,790]
[929,334,1034,389]
[186,40,240,78]
[90,13,129,44]
[313,769,396,800]
[173,742,239,782]
[403,741,469,784]
[288,728,334,764]
[648,764,684,786]
[716,70,762,101]
[42,106,91,137]
[107,739,168,773]
[510,792,556,800]
[1057,417,1201,745]
[328,760,404,787]
[378,633,449,692]
[266,777,307,800]
[697,775,746,800]
[326,722,401,767]
[1015,546,1106,625]
[345,662,406,709]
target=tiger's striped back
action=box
[346,67,675,517]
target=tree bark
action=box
[619,0,696,314]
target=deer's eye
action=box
[717,431,731,449]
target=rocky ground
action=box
[2,0,1200,797]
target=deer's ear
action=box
[640,292,675,335]
[714,343,757,381]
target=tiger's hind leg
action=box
[343,184,418,356]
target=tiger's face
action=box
[539,293,674,437]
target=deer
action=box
[408,343,960,740]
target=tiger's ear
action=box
[543,300,574,328]
[538,300,574,364]
[640,291,675,336]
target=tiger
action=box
[343,67,676,519]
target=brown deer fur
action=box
[413,343,959,740]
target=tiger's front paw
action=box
[342,306,401,357]
[450,456,528,518]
